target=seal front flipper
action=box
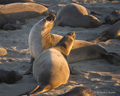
[101,52,120,65]
[24,56,34,75]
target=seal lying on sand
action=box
[89,21,120,42]
[105,10,120,24]
[58,86,96,96]
[25,13,120,74]
[0,0,50,7]
[0,3,51,29]
[30,32,75,95]
[0,69,23,84]
[56,3,102,28]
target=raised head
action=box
[54,31,76,56]
[41,13,56,31]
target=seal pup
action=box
[0,0,50,7]
[25,13,120,74]
[56,3,102,28]
[89,21,120,42]
[0,3,50,29]
[58,86,96,96]
[30,32,75,95]
[105,10,120,24]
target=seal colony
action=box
[30,32,75,95]
[29,13,120,64]
[56,3,102,28]
[0,2,50,29]
[25,13,120,74]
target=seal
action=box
[0,0,50,7]
[56,3,102,28]
[31,32,75,95]
[25,13,120,74]
[105,10,120,24]
[0,47,7,56]
[0,2,50,29]
[89,21,120,42]
[58,86,96,96]
[0,69,23,84]
[3,20,22,30]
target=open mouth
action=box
[45,13,56,21]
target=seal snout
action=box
[67,31,76,39]
[45,13,56,21]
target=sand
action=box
[0,0,120,96]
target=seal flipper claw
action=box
[101,52,120,65]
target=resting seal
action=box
[0,3,51,29]
[0,69,23,84]
[89,21,120,42]
[58,86,96,96]
[56,3,102,28]
[105,10,120,24]
[0,0,50,7]
[30,32,75,95]
[25,13,120,74]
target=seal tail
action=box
[101,52,120,65]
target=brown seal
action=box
[0,3,50,29]
[31,32,75,95]
[89,21,120,42]
[56,3,102,28]
[105,10,120,24]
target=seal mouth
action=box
[45,13,56,21]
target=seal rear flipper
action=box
[101,52,120,65]
[30,84,49,95]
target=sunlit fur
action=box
[31,32,75,95]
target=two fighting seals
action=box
[31,32,75,94]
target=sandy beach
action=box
[0,0,120,96]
